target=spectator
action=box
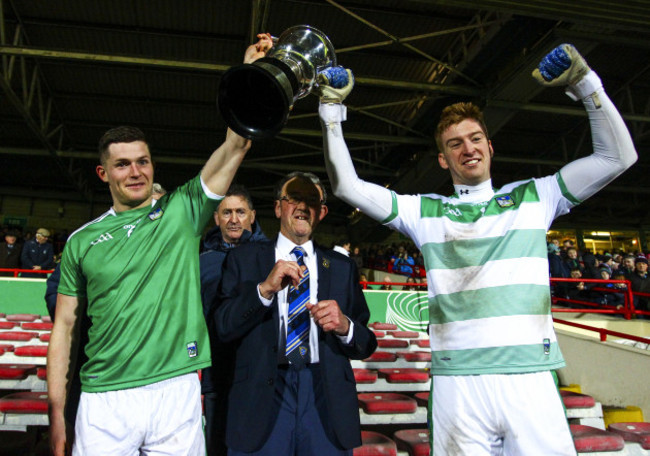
[630,256,650,315]
[620,254,636,279]
[566,268,592,307]
[564,247,582,273]
[592,264,623,307]
[582,251,600,279]
[560,239,574,259]
[152,182,167,200]
[333,239,351,257]
[380,275,393,290]
[548,243,570,298]
[199,184,267,456]
[20,227,54,277]
[214,171,377,455]
[350,246,364,269]
[402,276,417,291]
[0,230,23,276]
[392,245,415,276]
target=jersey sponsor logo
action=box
[187,341,198,358]
[90,232,114,245]
[496,195,515,207]
[148,208,163,221]
[442,205,462,217]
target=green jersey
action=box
[58,175,218,392]
[384,175,574,375]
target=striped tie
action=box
[286,246,310,367]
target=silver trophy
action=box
[218,25,338,139]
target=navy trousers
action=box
[228,364,352,456]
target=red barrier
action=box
[0,268,54,278]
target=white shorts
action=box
[73,372,204,456]
[429,371,577,455]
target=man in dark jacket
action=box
[0,230,23,276]
[21,227,54,277]
[199,184,267,456]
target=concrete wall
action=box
[556,327,650,419]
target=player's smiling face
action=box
[96,141,154,212]
[438,118,493,186]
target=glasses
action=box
[279,195,325,207]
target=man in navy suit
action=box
[214,171,377,455]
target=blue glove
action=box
[532,44,590,87]
[315,68,354,104]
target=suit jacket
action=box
[0,242,23,276]
[214,238,377,452]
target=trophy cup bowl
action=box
[218,25,337,139]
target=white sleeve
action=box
[559,71,637,203]
[319,103,394,222]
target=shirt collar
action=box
[454,179,495,203]
[277,232,314,259]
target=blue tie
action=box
[286,246,310,367]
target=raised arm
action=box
[533,44,637,202]
[200,33,274,195]
[47,293,83,456]
[318,74,394,223]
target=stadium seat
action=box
[354,369,378,384]
[561,390,597,409]
[358,393,418,414]
[5,314,39,322]
[353,431,397,456]
[608,422,650,449]
[36,367,47,381]
[0,391,49,414]
[378,369,429,383]
[410,339,430,348]
[393,429,430,456]
[0,321,17,329]
[21,322,53,331]
[0,364,37,380]
[570,424,625,452]
[0,331,38,341]
[39,333,51,342]
[414,392,429,407]
[41,316,52,323]
[377,339,409,349]
[0,344,14,352]
[369,322,398,331]
[388,331,420,339]
[398,351,431,362]
[372,330,385,338]
[364,351,397,363]
[14,345,48,357]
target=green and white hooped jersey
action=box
[58,175,219,392]
[384,173,577,375]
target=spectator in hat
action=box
[0,230,23,277]
[630,256,650,315]
[20,228,54,277]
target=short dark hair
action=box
[224,184,255,211]
[98,126,148,165]
[435,102,488,152]
[274,171,328,204]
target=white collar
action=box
[454,179,495,203]
[277,232,314,259]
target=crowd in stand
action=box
[547,238,650,315]
[0,225,67,276]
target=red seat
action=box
[364,351,397,363]
[0,344,15,352]
[5,314,39,322]
[0,364,37,380]
[570,424,625,452]
[0,321,16,329]
[354,369,378,384]
[398,351,431,362]
[372,330,385,338]
[14,345,48,357]
[353,431,397,456]
[560,390,596,408]
[41,316,52,323]
[0,331,38,341]
[378,368,429,383]
[37,367,47,380]
[377,339,409,349]
[39,333,51,342]
[414,392,429,407]
[410,339,430,348]
[370,323,398,331]
[608,422,650,449]
[358,393,418,414]
[21,322,54,331]
[0,391,49,414]
[388,330,420,339]
[393,429,430,456]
